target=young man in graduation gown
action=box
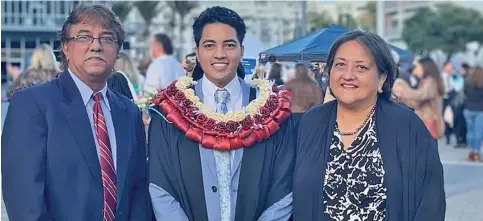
[147,6,296,221]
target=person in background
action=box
[114,51,141,101]
[2,4,151,221]
[313,63,328,96]
[267,62,284,86]
[137,56,151,85]
[143,33,185,94]
[107,72,134,100]
[441,61,457,144]
[284,63,323,127]
[294,30,445,221]
[181,52,197,77]
[7,44,60,99]
[264,55,276,76]
[251,64,266,80]
[393,57,445,140]
[460,62,471,78]
[463,66,483,161]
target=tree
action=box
[111,1,132,22]
[167,1,199,58]
[134,1,162,38]
[308,10,334,32]
[337,14,358,29]
[402,3,483,62]
[359,1,376,32]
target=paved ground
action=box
[1,96,482,220]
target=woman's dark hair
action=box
[325,30,398,100]
[268,55,277,63]
[267,63,284,85]
[58,4,125,71]
[461,62,471,75]
[107,72,133,100]
[191,6,246,81]
[295,63,309,78]
[154,33,174,55]
[418,57,445,96]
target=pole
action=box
[301,0,307,36]
[376,0,384,38]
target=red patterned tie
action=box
[93,93,117,221]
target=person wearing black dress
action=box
[293,30,445,221]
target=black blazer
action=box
[2,71,151,221]
[293,98,446,221]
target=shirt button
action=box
[232,189,237,192]
[212,186,217,192]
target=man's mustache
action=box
[85,55,105,61]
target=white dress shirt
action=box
[143,54,186,94]
[201,75,242,164]
[68,69,117,169]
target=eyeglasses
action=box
[68,35,118,45]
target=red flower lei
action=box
[151,81,292,151]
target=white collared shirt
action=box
[201,75,242,164]
[68,69,117,170]
[201,75,242,113]
[144,54,186,94]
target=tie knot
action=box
[215,89,230,104]
[92,93,101,102]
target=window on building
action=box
[10,40,20,49]
[26,41,36,49]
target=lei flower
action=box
[151,76,291,150]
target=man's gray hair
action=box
[58,4,125,71]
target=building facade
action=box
[1,0,129,82]
[123,0,304,61]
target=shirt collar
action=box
[202,74,241,100]
[68,69,111,110]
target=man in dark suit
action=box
[1,4,151,221]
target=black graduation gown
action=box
[148,90,296,221]
[293,98,446,221]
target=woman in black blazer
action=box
[293,30,445,221]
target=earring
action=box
[378,89,383,94]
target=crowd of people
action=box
[1,3,482,221]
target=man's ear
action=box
[195,46,200,62]
[240,45,244,58]
[61,43,69,62]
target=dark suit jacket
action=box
[2,72,151,221]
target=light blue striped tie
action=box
[213,88,231,221]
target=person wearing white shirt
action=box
[143,33,186,95]
[264,55,276,79]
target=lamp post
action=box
[301,0,307,36]
[376,0,384,37]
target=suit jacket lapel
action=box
[58,72,102,187]
[106,89,131,206]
